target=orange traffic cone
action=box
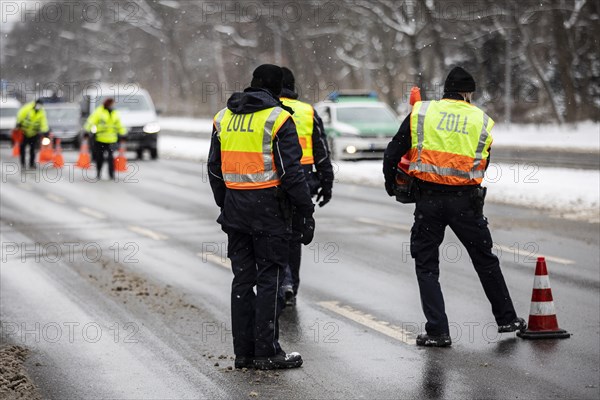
[11,129,23,157]
[114,142,128,172]
[53,138,64,168]
[409,87,421,106]
[517,257,571,339]
[39,134,55,163]
[76,138,92,169]
[12,142,20,157]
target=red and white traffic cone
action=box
[76,138,92,169]
[39,134,55,164]
[53,138,64,168]
[517,257,571,339]
[114,141,128,172]
[11,129,23,157]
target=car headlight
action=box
[345,145,357,154]
[143,122,160,134]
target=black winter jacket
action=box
[208,88,314,235]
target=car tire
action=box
[136,149,144,160]
[150,148,158,160]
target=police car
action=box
[314,91,400,160]
[0,97,21,142]
[81,84,161,160]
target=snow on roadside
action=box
[159,116,600,151]
[159,117,212,134]
[159,136,599,222]
[159,135,211,162]
[491,121,599,151]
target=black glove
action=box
[300,216,315,245]
[316,186,332,207]
[385,180,395,197]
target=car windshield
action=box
[97,95,152,112]
[45,108,80,125]
[0,107,18,118]
[336,106,398,124]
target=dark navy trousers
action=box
[228,230,289,357]
[410,190,517,335]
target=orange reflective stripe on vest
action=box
[214,107,290,189]
[280,98,314,165]
[408,100,494,186]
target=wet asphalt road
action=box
[0,148,599,399]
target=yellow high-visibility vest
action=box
[214,107,291,190]
[16,102,49,138]
[85,106,126,144]
[281,98,314,165]
[407,100,494,186]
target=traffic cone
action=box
[76,138,92,169]
[39,134,55,163]
[114,142,128,172]
[517,257,571,340]
[11,129,23,157]
[409,87,421,105]
[53,138,64,168]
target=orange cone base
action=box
[76,154,91,169]
[517,328,571,340]
[53,156,64,168]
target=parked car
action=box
[81,84,160,159]
[314,91,400,160]
[45,102,81,148]
[0,97,21,142]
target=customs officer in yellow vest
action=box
[383,67,526,347]
[279,67,334,306]
[208,65,315,369]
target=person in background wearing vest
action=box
[383,67,526,347]
[84,98,126,180]
[16,99,49,169]
[208,64,315,370]
[279,67,334,307]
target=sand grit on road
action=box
[0,345,41,400]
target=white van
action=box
[81,84,160,159]
[0,97,21,141]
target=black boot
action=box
[416,333,452,347]
[253,351,303,370]
[234,356,254,369]
[497,317,527,333]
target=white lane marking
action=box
[355,217,412,232]
[78,207,107,220]
[162,178,188,188]
[45,193,67,204]
[128,225,168,241]
[318,301,416,345]
[495,244,574,265]
[197,252,231,270]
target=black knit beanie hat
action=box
[444,67,476,93]
[281,67,296,92]
[251,64,283,97]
